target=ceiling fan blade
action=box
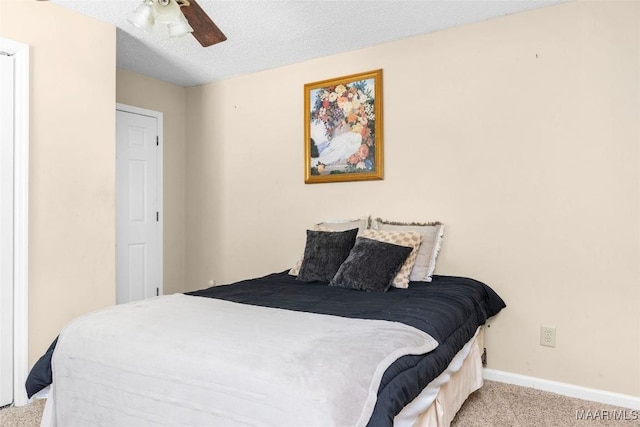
[181,0,227,47]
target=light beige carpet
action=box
[451,381,637,426]
[0,398,45,427]
[0,380,636,426]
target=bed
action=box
[26,219,506,427]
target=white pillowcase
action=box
[371,218,445,282]
[315,217,370,235]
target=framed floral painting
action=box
[304,69,383,183]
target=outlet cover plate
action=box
[540,326,556,348]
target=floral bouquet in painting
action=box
[309,78,376,175]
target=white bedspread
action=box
[46,294,438,427]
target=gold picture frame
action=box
[304,69,383,184]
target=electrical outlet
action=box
[540,326,556,348]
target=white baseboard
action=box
[483,369,640,411]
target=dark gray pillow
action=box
[296,228,359,282]
[329,237,413,292]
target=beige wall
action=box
[1,0,637,400]
[186,1,640,397]
[116,69,187,296]
[0,1,117,364]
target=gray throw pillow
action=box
[329,237,413,292]
[297,228,359,282]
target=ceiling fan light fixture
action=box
[152,0,183,24]
[128,0,155,32]
[168,14,194,38]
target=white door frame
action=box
[115,103,163,301]
[0,37,30,407]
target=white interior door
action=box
[0,51,15,407]
[116,108,162,305]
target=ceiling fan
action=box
[36,0,226,47]
[129,0,227,47]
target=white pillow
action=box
[371,218,445,282]
[315,217,370,235]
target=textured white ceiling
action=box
[49,0,561,87]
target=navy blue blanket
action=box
[27,272,505,426]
